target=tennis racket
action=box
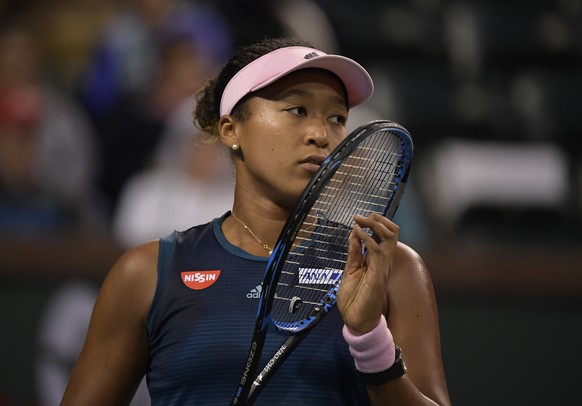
[231,120,414,405]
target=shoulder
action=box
[392,242,430,283]
[111,240,160,279]
[388,242,436,310]
[394,242,427,272]
[100,240,160,321]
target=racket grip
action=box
[342,315,396,373]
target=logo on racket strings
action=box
[298,268,342,285]
[181,270,221,290]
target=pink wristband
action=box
[342,315,396,373]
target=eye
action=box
[329,114,347,126]
[287,106,307,116]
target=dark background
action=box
[1,0,581,405]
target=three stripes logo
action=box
[304,51,319,59]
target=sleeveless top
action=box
[146,213,369,405]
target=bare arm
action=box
[338,214,450,406]
[61,241,159,405]
[366,243,450,405]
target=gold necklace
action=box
[231,212,273,255]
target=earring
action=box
[231,143,244,161]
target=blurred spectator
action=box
[273,0,340,53]
[0,19,104,237]
[82,0,232,214]
[112,98,234,247]
[82,0,231,123]
[97,35,226,215]
[26,0,115,92]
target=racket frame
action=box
[231,120,413,405]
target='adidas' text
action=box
[247,284,263,299]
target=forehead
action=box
[254,68,348,106]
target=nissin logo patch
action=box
[298,268,342,285]
[181,270,221,290]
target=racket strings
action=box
[271,130,406,328]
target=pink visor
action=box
[219,46,374,116]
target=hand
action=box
[337,213,399,335]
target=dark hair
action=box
[194,37,316,139]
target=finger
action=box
[353,215,399,250]
[345,227,364,274]
[354,213,399,237]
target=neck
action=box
[230,211,274,254]
[223,205,287,257]
[224,179,294,255]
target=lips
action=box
[299,155,326,173]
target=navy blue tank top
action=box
[146,213,369,405]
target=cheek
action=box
[272,132,296,161]
[240,103,296,164]
[270,130,281,151]
[330,128,348,146]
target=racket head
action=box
[264,120,414,334]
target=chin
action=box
[274,176,312,209]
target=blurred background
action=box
[0,0,580,405]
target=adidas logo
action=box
[304,51,319,59]
[247,283,263,299]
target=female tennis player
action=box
[61,37,450,405]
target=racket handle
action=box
[247,331,307,405]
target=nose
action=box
[305,120,329,149]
